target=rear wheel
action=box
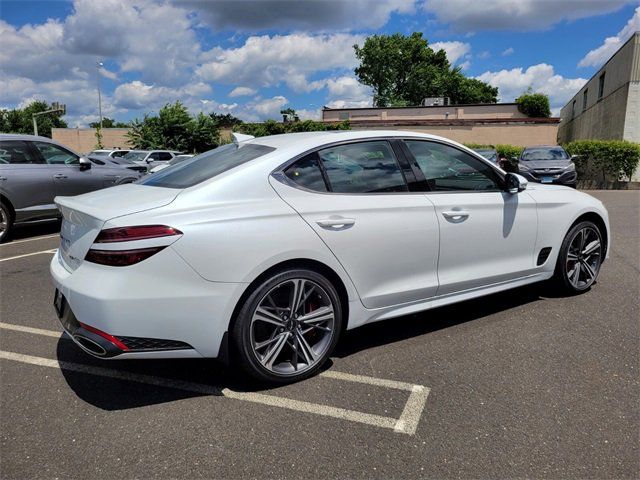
[553,221,603,293]
[0,202,13,243]
[232,268,342,383]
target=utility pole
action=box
[96,61,104,130]
[32,102,66,136]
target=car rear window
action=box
[140,143,275,189]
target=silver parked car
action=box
[0,134,142,242]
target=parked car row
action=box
[473,145,578,188]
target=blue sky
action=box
[1,0,639,126]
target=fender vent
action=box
[117,336,192,351]
[537,247,552,266]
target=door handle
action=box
[0,176,7,181]
[53,174,67,179]
[316,217,356,229]
[442,210,469,221]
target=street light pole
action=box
[96,61,104,130]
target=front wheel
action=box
[553,221,603,293]
[232,269,342,384]
[0,202,13,243]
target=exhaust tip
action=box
[74,335,107,356]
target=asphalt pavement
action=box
[0,190,638,479]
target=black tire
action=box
[231,268,343,384]
[0,201,13,243]
[552,220,603,293]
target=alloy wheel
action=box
[250,278,335,376]
[0,206,8,242]
[565,226,602,289]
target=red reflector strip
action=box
[95,225,182,243]
[79,322,129,351]
[85,246,166,266]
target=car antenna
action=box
[232,133,255,145]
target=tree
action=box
[0,100,67,138]
[127,101,221,153]
[516,88,551,118]
[280,108,299,123]
[209,112,243,128]
[89,117,129,128]
[354,33,498,106]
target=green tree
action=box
[89,117,129,128]
[127,101,220,153]
[280,108,299,122]
[516,88,551,117]
[209,112,242,128]
[0,100,67,137]
[354,33,498,106]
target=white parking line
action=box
[0,234,59,246]
[0,322,430,435]
[0,249,57,262]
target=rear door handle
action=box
[442,210,469,221]
[53,174,67,179]
[316,217,356,229]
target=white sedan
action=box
[50,131,609,383]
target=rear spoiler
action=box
[232,133,255,145]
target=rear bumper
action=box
[50,247,247,359]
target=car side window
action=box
[159,152,173,161]
[0,141,41,164]
[148,152,160,161]
[317,141,407,193]
[405,141,501,192]
[33,141,79,165]
[284,153,328,192]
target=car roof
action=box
[0,133,59,143]
[246,130,458,151]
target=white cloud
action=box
[477,50,491,59]
[197,33,365,92]
[180,0,414,31]
[578,6,640,68]
[501,47,514,56]
[113,80,212,110]
[476,63,587,112]
[431,41,471,65]
[229,86,258,97]
[424,0,632,31]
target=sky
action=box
[1,0,639,126]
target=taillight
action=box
[85,225,182,266]
[94,225,182,243]
[85,247,167,266]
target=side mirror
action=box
[505,172,527,194]
[570,154,581,161]
[79,156,91,171]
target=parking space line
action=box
[0,322,63,338]
[1,350,399,432]
[0,322,430,434]
[0,234,59,246]
[0,249,57,262]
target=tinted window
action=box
[148,152,160,161]
[111,150,128,158]
[284,154,328,192]
[405,141,501,192]
[521,147,569,161]
[33,141,79,165]
[0,141,40,164]
[317,141,407,193]
[158,152,173,161]
[141,143,275,189]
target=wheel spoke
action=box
[254,334,282,351]
[577,229,586,251]
[582,240,600,256]
[298,305,333,324]
[288,279,306,316]
[569,262,581,286]
[253,307,284,327]
[581,260,596,281]
[295,330,317,364]
[566,252,579,261]
[261,333,288,368]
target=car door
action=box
[270,139,440,310]
[32,141,108,196]
[0,140,56,222]
[403,139,538,295]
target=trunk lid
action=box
[55,184,180,271]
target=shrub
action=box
[234,120,350,137]
[516,89,551,118]
[564,140,640,182]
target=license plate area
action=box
[53,289,79,333]
[541,176,554,183]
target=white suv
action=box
[121,150,181,166]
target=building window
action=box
[582,89,588,112]
[572,100,576,118]
[598,72,606,100]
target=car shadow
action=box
[56,281,561,410]
[9,219,60,242]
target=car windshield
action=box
[123,151,148,161]
[475,150,497,162]
[140,143,275,189]
[522,148,569,161]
